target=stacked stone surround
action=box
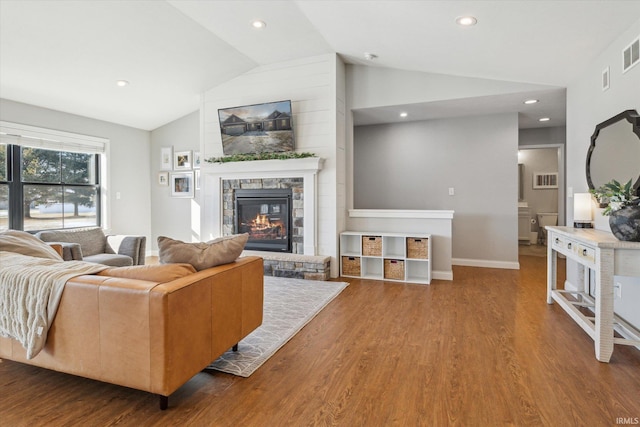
[224,177,330,280]
[242,250,331,281]
[222,177,304,254]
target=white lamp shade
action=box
[574,193,592,222]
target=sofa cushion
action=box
[0,230,63,260]
[97,263,196,283]
[84,253,133,267]
[157,234,248,271]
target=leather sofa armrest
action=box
[47,242,82,261]
[48,243,63,257]
[107,235,147,265]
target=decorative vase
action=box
[609,206,640,242]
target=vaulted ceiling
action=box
[1,1,639,130]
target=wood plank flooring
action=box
[2,255,640,426]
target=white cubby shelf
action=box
[340,231,432,284]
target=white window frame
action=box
[0,121,111,230]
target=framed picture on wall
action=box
[160,147,172,170]
[193,151,201,169]
[174,150,192,170]
[158,171,169,186]
[533,172,558,189]
[170,172,194,198]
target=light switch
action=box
[448,187,455,196]
[116,192,121,200]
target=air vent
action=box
[602,67,610,91]
[622,36,639,73]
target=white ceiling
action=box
[1,1,639,131]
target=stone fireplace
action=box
[224,181,303,253]
[201,157,324,256]
[201,157,329,279]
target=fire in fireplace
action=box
[234,189,292,252]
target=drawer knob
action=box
[555,238,560,244]
[583,249,588,256]
[567,243,572,249]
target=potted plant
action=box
[591,179,640,241]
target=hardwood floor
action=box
[2,255,640,426]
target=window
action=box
[21,147,99,231]
[0,122,108,232]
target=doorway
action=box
[518,144,565,256]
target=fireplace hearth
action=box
[234,188,292,252]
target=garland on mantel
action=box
[205,152,317,164]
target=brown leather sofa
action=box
[0,256,264,409]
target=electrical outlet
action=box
[116,192,121,200]
[448,187,455,196]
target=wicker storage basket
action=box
[342,256,361,276]
[362,236,382,256]
[407,237,429,259]
[384,259,405,280]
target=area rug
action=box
[205,276,348,377]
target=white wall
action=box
[200,54,345,276]
[0,98,152,241]
[566,18,640,327]
[149,111,200,251]
[353,114,519,267]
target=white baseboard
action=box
[432,270,453,281]
[452,258,520,270]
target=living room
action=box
[1,1,640,425]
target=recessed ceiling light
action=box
[252,20,266,29]
[456,16,477,26]
[400,112,408,118]
[524,99,539,104]
[364,52,378,61]
[116,80,129,87]
[539,117,550,122]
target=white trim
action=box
[349,209,455,219]
[201,157,324,255]
[453,258,520,270]
[432,270,454,280]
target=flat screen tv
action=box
[218,100,295,155]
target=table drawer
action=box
[551,234,571,254]
[577,243,596,264]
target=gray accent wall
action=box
[354,113,519,266]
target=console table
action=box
[546,226,640,362]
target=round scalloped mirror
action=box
[586,109,640,195]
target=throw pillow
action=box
[97,263,196,283]
[157,233,248,271]
[0,230,63,260]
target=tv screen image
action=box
[218,100,295,155]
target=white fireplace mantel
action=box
[201,157,324,255]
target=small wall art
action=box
[533,172,558,189]
[158,171,169,186]
[174,150,192,170]
[194,151,201,169]
[160,147,172,170]
[171,172,194,198]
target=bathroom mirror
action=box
[586,109,640,195]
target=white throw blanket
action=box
[0,251,108,359]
